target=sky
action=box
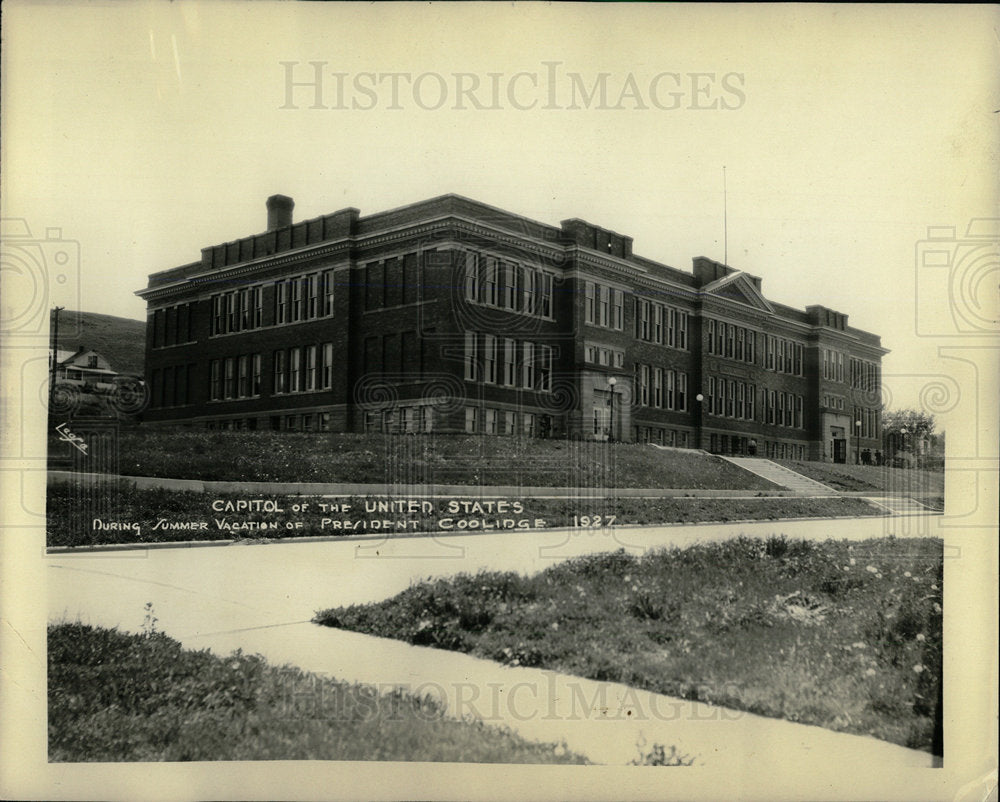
[2,2,997,420]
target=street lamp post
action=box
[607,377,617,442]
[855,418,862,465]
[900,426,908,468]
[695,393,705,451]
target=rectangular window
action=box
[707,319,716,354]
[289,347,301,392]
[209,360,220,401]
[539,273,553,317]
[585,281,596,324]
[483,334,497,384]
[521,267,534,314]
[746,383,755,420]
[503,263,517,310]
[239,289,251,330]
[224,358,235,399]
[291,277,304,321]
[837,352,844,383]
[485,408,498,435]
[653,304,662,344]
[612,288,623,329]
[305,274,318,319]
[305,345,317,391]
[251,354,261,396]
[465,407,477,434]
[706,376,715,413]
[273,350,286,394]
[639,299,650,340]
[464,331,476,381]
[677,311,687,349]
[599,285,610,327]
[484,257,498,306]
[504,410,515,435]
[736,328,745,362]
[725,324,734,358]
[778,392,785,426]
[523,413,535,437]
[715,378,724,415]
[640,364,650,406]
[238,355,249,397]
[777,339,785,374]
[537,344,552,391]
[464,252,479,302]
[667,370,676,410]
[738,382,746,419]
[271,282,285,325]
[794,343,802,376]
[677,373,687,411]
[503,338,516,386]
[726,380,735,417]
[653,367,663,408]
[796,395,803,429]
[522,342,535,389]
[768,390,776,424]
[322,343,334,389]
[226,293,237,333]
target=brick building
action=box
[137,194,886,463]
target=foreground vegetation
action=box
[49,428,780,490]
[46,481,882,548]
[317,536,943,754]
[48,622,587,763]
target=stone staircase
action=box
[719,456,838,495]
[863,496,936,515]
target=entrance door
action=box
[833,438,847,463]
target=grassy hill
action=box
[53,310,145,376]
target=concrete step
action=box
[719,457,837,495]
[865,496,937,515]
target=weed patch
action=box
[48,622,588,763]
[316,536,943,753]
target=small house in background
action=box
[52,346,119,392]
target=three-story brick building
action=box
[137,194,886,462]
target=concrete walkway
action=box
[47,516,941,767]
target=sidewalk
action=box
[47,519,940,768]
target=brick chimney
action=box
[266,195,294,231]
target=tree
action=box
[883,408,936,467]
[882,409,936,441]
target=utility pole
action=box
[50,306,64,410]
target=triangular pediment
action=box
[701,271,774,313]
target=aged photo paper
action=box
[1,3,997,800]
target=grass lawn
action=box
[50,428,780,490]
[316,536,943,754]
[775,460,944,498]
[46,481,882,548]
[48,622,588,763]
